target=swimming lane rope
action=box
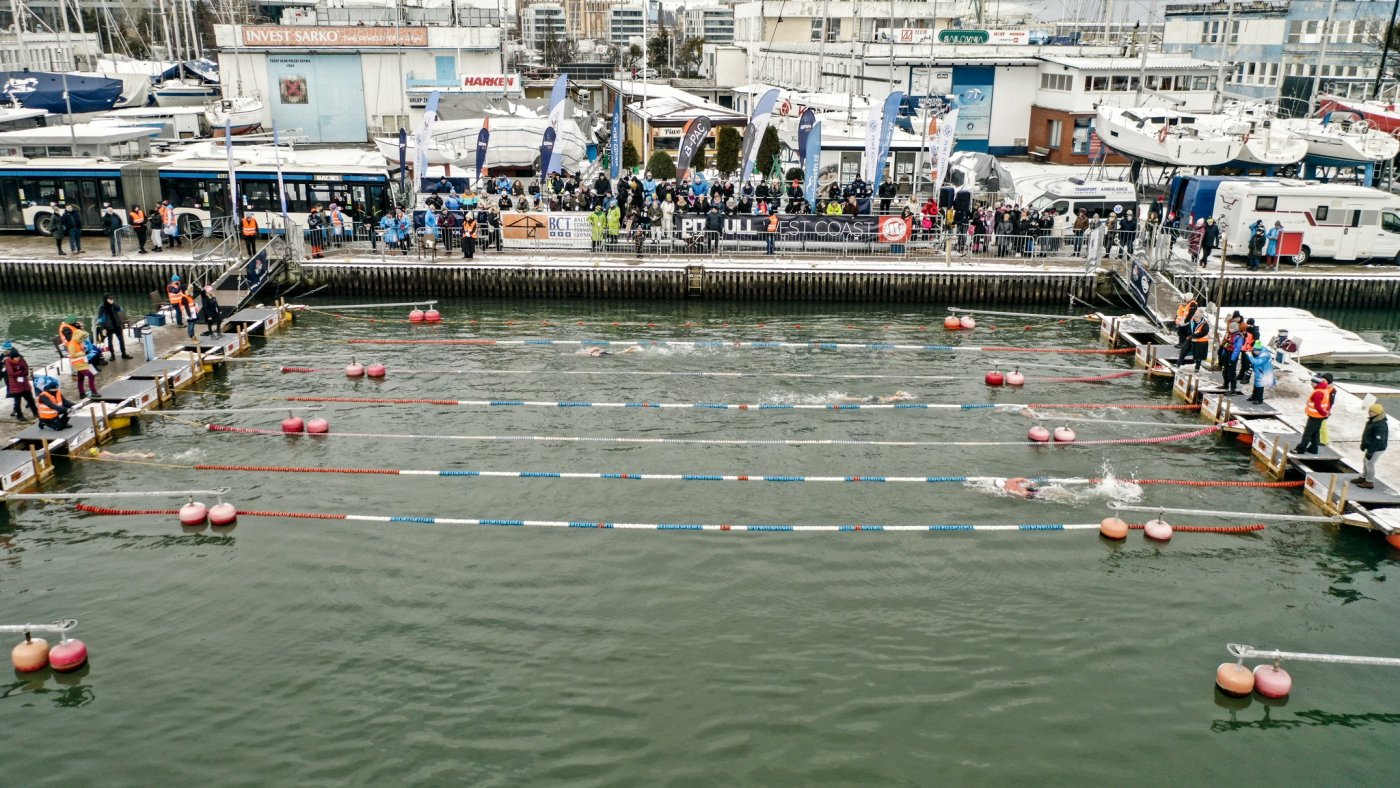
[72,504,1265,534]
[276,367,1143,383]
[344,338,1138,354]
[205,423,1224,447]
[282,396,1198,412]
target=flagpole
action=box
[272,122,290,234]
[224,118,239,234]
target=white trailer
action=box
[1215,180,1400,264]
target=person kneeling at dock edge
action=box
[36,380,72,430]
[1355,404,1389,489]
[1293,374,1333,455]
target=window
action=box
[1256,196,1277,212]
[1047,119,1063,149]
[1382,212,1400,234]
[1086,75,1109,91]
[1039,73,1071,91]
[1071,117,1093,155]
[1315,206,1329,221]
[1111,75,1129,91]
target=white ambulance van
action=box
[1215,180,1400,264]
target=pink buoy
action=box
[209,502,238,527]
[48,639,87,672]
[1253,664,1293,698]
[1005,370,1025,386]
[424,309,442,323]
[1028,425,1051,443]
[985,370,1005,386]
[408,309,426,323]
[1099,517,1129,540]
[366,363,387,379]
[179,500,209,526]
[345,359,365,378]
[281,414,305,433]
[1052,426,1077,443]
[306,417,331,434]
[959,316,977,330]
[11,636,49,672]
[943,315,963,330]
[1143,518,1173,541]
[1215,663,1255,697]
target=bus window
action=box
[101,178,120,208]
[0,180,21,228]
[243,181,272,211]
[31,178,60,208]
[79,180,101,225]
[1381,212,1400,234]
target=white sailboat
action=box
[1209,105,1307,167]
[1095,106,1244,167]
[204,0,264,136]
[1280,116,1400,163]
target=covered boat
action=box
[0,71,124,115]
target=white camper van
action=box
[1027,179,1139,233]
[1215,180,1400,264]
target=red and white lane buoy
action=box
[306,417,331,434]
[1005,369,1025,386]
[1253,664,1293,698]
[1052,426,1077,443]
[959,316,977,330]
[179,500,209,526]
[11,635,49,672]
[408,309,426,323]
[345,359,365,378]
[209,502,238,527]
[1215,662,1255,696]
[985,370,1005,386]
[1143,518,1173,541]
[1027,425,1052,443]
[366,363,387,379]
[943,316,963,330]
[48,639,87,672]
[281,413,305,433]
[424,309,442,324]
[1099,517,1129,540]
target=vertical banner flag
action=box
[931,108,960,195]
[871,91,904,197]
[738,88,780,180]
[272,122,290,230]
[224,118,238,224]
[803,120,822,207]
[475,119,490,184]
[545,74,568,175]
[797,108,817,166]
[609,93,622,179]
[397,128,407,193]
[539,127,557,185]
[414,90,441,186]
[675,115,711,179]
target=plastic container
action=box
[145,312,166,327]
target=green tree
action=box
[677,37,706,78]
[648,25,673,73]
[646,149,676,179]
[691,147,706,172]
[715,126,741,175]
[755,126,781,177]
[543,32,577,68]
[622,141,641,170]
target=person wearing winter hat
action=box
[1293,374,1333,455]
[3,342,39,420]
[1356,403,1388,489]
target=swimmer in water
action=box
[995,477,1040,499]
[575,346,641,357]
[88,448,157,460]
[840,390,915,404]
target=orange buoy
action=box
[209,502,237,527]
[1144,518,1173,541]
[959,316,977,329]
[48,639,87,672]
[1215,662,1255,696]
[943,316,962,330]
[179,500,209,526]
[985,370,1005,386]
[1253,664,1293,698]
[1053,426,1077,443]
[281,413,305,433]
[1099,517,1129,540]
[408,309,426,323]
[345,359,365,378]
[1028,425,1051,442]
[424,309,442,323]
[11,635,49,672]
[1005,370,1025,386]
[306,417,331,434]
[366,363,387,378]
[1386,533,1400,550]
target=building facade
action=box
[608,6,647,46]
[523,4,569,51]
[682,7,736,44]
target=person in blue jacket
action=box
[1245,345,1274,404]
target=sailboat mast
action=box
[7,0,25,61]
[1212,0,1235,112]
[158,0,173,63]
[1308,0,1339,116]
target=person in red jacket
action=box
[3,342,39,420]
[1292,374,1332,455]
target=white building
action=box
[608,6,646,46]
[0,30,101,72]
[523,4,569,51]
[682,7,736,45]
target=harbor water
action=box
[4,294,1398,784]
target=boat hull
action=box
[155,85,220,107]
[1317,95,1400,134]
[1233,134,1308,166]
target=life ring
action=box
[1158,125,1169,143]
[1003,477,1039,499]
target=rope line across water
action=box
[344,338,1138,355]
[205,423,1224,448]
[72,504,1265,534]
[283,396,1197,412]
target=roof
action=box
[0,123,154,145]
[0,107,50,123]
[629,96,746,124]
[1037,55,1220,72]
